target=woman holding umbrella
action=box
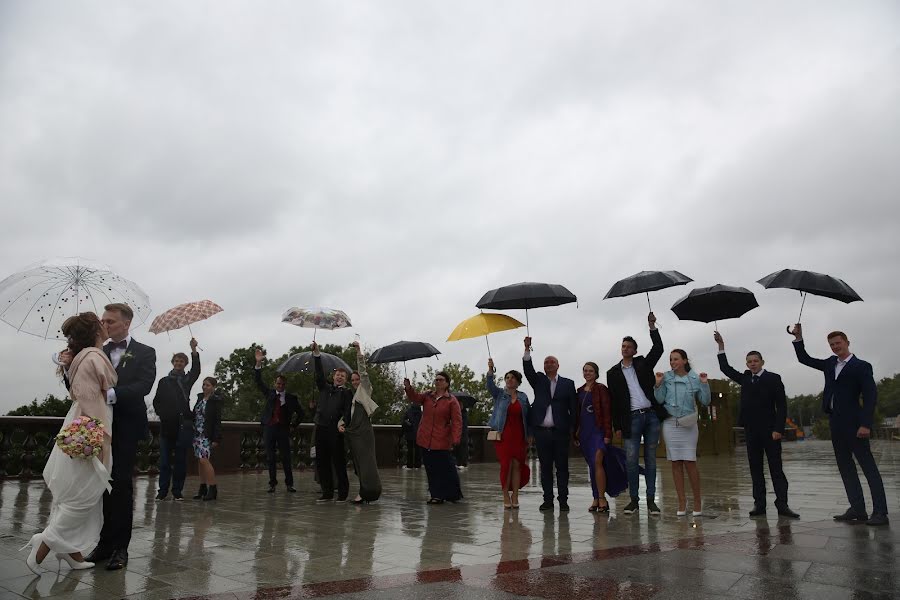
[654,350,711,516]
[404,373,463,504]
[486,358,531,509]
[339,341,382,504]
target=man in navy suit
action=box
[523,336,578,512]
[791,325,888,526]
[715,332,798,518]
[63,303,157,570]
[254,349,304,494]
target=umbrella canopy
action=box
[0,257,151,340]
[277,351,352,375]
[446,312,524,358]
[450,392,477,410]
[757,269,862,323]
[369,341,441,364]
[149,300,222,335]
[281,307,352,340]
[671,284,759,326]
[604,270,693,310]
[476,282,576,334]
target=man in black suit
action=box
[523,336,578,512]
[791,325,888,526]
[255,348,303,493]
[311,341,352,502]
[606,312,667,516]
[715,332,798,518]
[63,303,156,570]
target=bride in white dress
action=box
[21,312,116,573]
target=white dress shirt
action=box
[832,354,854,409]
[105,335,131,405]
[525,349,557,428]
[621,362,652,410]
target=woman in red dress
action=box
[486,358,532,509]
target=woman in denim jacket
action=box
[486,358,532,509]
[654,349,711,516]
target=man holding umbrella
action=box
[311,341,352,502]
[523,336,577,512]
[606,312,667,515]
[790,325,888,526]
[255,349,303,493]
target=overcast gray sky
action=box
[1,1,899,415]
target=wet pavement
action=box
[0,440,897,599]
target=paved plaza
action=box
[0,440,898,599]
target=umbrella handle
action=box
[187,324,203,351]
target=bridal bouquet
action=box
[55,416,105,460]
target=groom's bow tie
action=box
[109,340,128,350]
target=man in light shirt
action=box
[606,312,666,516]
[791,324,888,526]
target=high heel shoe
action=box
[56,553,94,570]
[19,533,45,575]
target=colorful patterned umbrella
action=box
[0,257,151,340]
[149,300,223,335]
[281,307,352,340]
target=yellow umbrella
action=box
[446,312,525,358]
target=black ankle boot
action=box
[203,485,218,501]
[192,484,208,500]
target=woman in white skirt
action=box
[654,349,710,516]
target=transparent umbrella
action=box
[0,257,151,340]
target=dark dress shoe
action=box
[155,491,167,501]
[287,486,297,493]
[85,545,112,563]
[833,509,868,523]
[749,507,767,517]
[106,549,128,571]
[866,513,889,526]
[776,506,800,519]
[559,502,570,512]
[316,496,334,503]
[539,501,554,512]
[266,485,276,494]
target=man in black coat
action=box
[523,335,578,512]
[791,324,887,526]
[311,342,352,502]
[255,348,303,493]
[152,338,200,501]
[606,312,667,516]
[63,303,156,571]
[715,332,798,518]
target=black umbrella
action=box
[671,284,759,329]
[450,392,477,410]
[277,351,352,375]
[603,270,693,311]
[756,269,862,327]
[476,281,577,334]
[369,340,441,377]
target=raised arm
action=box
[354,344,373,395]
[717,352,744,384]
[696,373,712,407]
[186,338,201,390]
[404,379,428,405]
[645,313,663,368]
[312,343,327,391]
[485,358,502,399]
[254,348,270,395]
[790,324,828,372]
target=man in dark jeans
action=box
[606,313,666,515]
[312,342,353,502]
[255,348,303,493]
[152,338,200,501]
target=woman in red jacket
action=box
[575,362,628,512]
[404,371,463,504]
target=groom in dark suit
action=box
[791,324,888,526]
[254,348,303,493]
[64,303,156,570]
[715,332,798,518]
[523,336,578,512]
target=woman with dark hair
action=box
[192,377,223,501]
[486,358,531,509]
[654,349,711,516]
[339,341,382,503]
[404,371,463,504]
[575,362,628,513]
[22,312,116,574]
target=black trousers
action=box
[534,427,570,503]
[264,425,293,486]
[406,440,421,468]
[98,427,140,552]
[832,428,888,515]
[746,430,788,508]
[315,425,349,499]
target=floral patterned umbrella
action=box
[148,300,223,335]
[0,257,151,340]
[281,306,352,340]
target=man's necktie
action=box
[110,340,128,350]
[752,375,759,384]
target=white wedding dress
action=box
[40,347,115,555]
